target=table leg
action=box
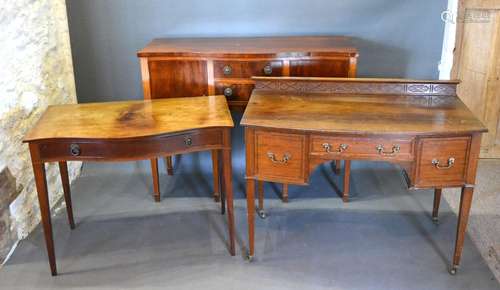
[342,160,351,202]
[282,183,289,202]
[432,188,442,224]
[450,186,474,275]
[212,150,221,202]
[150,158,161,202]
[166,156,174,176]
[257,180,266,218]
[334,160,342,175]
[219,149,226,215]
[222,149,235,256]
[32,162,57,276]
[58,161,75,229]
[246,178,256,260]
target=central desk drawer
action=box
[214,60,283,78]
[255,131,305,183]
[310,136,414,161]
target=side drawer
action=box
[310,135,414,161]
[255,131,306,183]
[414,137,470,187]
[214,60,283,78]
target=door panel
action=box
[149,60,208,99]
[454,7,500,157]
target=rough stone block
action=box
[0,167,21,209]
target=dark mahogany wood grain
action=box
[138,36,359,109]
[148,60,208,99]
[289,59,350,77]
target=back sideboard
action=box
[138,36,359,110]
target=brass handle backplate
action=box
[224,87,233,97]
[263,64,273,75]
[432,157,455,169]
[376,144,400,156]
[267,152,291,164]
[322,143,348,153]
[70,144,81,156]
[184,137,193,146]
[223,65,232,75]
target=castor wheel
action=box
[432,217,439,224]
[449,265,458,275]
[257,209,267,219]
[246,252,254,262]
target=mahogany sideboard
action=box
[24,96,236,276]
[138,36,358,201]
[241,77,487,275]
[137,36,358,110]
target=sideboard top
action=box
[137,36,359,57]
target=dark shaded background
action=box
[66,0,447,103]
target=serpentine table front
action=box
[241,77,487,275]
[23,95,235,276]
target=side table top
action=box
[241,77,487,135]
[24,95,233,142]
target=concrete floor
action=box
[1,119,499,289]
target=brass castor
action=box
[449,265,458,275]
[257,209,267,219]
[246,252,254,262]
[432,216,439,224]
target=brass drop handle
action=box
[322,143,348,153]
[432,157,455,169]
[70,144,81,156]
[267,152,291,164]
[223,87,233,97]
[223,65,232,76]
[263,64,273,75]
[376,144,400,155]
[184,137,193,146]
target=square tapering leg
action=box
[165,156,174,176]
[212,150,221,202]
[32,160,57,276]
[451,186,474,274]
[282,183,289,202]
[222,149,235,256]
[342,160,351,202]
[258,181,264,211]
[246,179,256,259]
[432,188,442,223]
[150,158,161,202]
[58,161,75,229]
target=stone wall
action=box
[0,0,81,264]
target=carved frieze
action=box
[255,79,457,96]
